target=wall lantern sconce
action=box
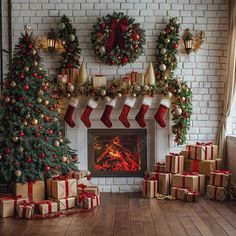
[182,29,205,55]
[47,29,57,52]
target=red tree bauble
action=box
[18,73,25,79]
[52,154,58,159]
[27,102,31,107]
[19,131,25,137]
[35,132,41,138]
[134,44,139,49]
[48,129,53,135]
[42,85,47,91]
[172,43,179,49]
[44,116,49,121]
[111,60,115,65]
[28,44,33,49]
[67,64,73,68]
[23,84,29,91]
[20,96,25,101]
[39,153,46,158]
[37,75,42,79]
[122,57,128,64]
[38,126,43,130]
[26,156,32,163]
[183,112,189,118]
[32,72,37,77]
[50,107,54,111]
[5,147,11,154]
[57,131,62,135]
[44,165,50,172]
[165,28,171,33]
[54,166,59,171]
[73,155,78,161]
[45,136,49,141]
[0,154,2,160]
[132,33,140,41]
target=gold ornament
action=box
[39,114,44,119]
[135,85,141,92]
[132,93,137,98]
[78,63,88,85]
[57,74,67,84]
[61,156,68,162]
[23,121,28,126]
[99,46,106,54]
[59,138,63,143]
[181,97,186,102]
[144,85,150,91]
[100,89,106,96]
[12,136,19,142]
[67,93,71,98]
[15,170,22,177]
[5,97,10,103]
[10,81,16,87]
[164,38,170,44]
[168,92,173,98]
[37,98,42,103]
[24,66,29,72]
[17,146,24,153]
[44,100,49,106]
[11,98,16,104]
[34,61,38,67]
[32,49,37,55]
[105,96,111,103]
[25,113,30,118]
[159,64,167,71]
[67,83,75,92]
[117,93,122,98]
[31,118,38,125]
[144,62,155,86]
[57,108,61,114]
[54,140,60,147]
[38,90,44,96]
[174,107,182,116]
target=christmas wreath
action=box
[91,12,146,66]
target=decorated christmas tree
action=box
[0,25,78,184]
[58,15,81,69]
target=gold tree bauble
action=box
[5,97,10,103]
[61,156,68,162]
[159,64,167,71]
[59,138,63,143]
[174,107,182,116]
[54,140,60,147]
[44,100,49,106]
[10,81,16,87]
[160,30,166,35]
[12,136,19,142]
[67,93,71,98]
[17,146,24,153]
[32,49,37,55]
[100,89,106,96]
[67,83,75,92]
[117,93,122,98]
[31,118,38,125]
[173,18,180,25]
[168,92,173,98]
[160,48,167,54]
[23,121,28,126]
[39,114,44,119]
[57,108,61,114]
[181,97,186,102]
[57,75,67,84]
[24,66,29,72]
[104,96,111,103]
[37,98,42,103]
[34,61,38,67]
[164,38,170,43]
[38,90,44,96]
[11,98,16,104]
[132,93,137,98]
[99,46,106,54]
[15,170,22,177]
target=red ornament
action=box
[20,96,25,101]
[183,112,189,118]
[50,107,54,111]
[111,60,115,65]
[35,132,41,138]
[42,85,47,91]
[44,116,49,122]
[48,129,53,135]
[23,84,29,91]
[172,43,179,49]
[73,155,78,161]
[28,44,33,49]
[57,131,62,135]
[132,33,140,41]
[96,32,103,38]
[5,147,11,154]
[15,107,19,111]
[134,44,139,49]
[26,156,32,163]
[32,72,37,77]
[52,154,58,159]
[54,166,59,171]
[67,64,73,68]
[44,165,50,172]
[39,153,46,158]
[19,131,25,137]
[165,28,171,33]
[155,71,161,78]
[45,136,49,141]
[18,73,25,79]
[26,102,31,107]
[37,75,42,79]
[38,126,43,130]
[122,57,128,64]
[0,154,2,160]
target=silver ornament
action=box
[99,46,106,55]
[173,18,180,25]
[67,83,75,92]
[105,96,111,103]
[100,89,106,96]
[174,107,182,116]
[69,34,75,41]
[59,23,65,30]
[159,64,167,71]
[160,48,167,55]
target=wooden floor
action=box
[1,193,236,236]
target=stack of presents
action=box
[143,142,232,202]
[0,170,100,219]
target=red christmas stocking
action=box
[80,98,98,128]
[154,96,170,128]
[135,96,152,128]
[119,97,136,128]
[64,97,79,127]
[101,98,117,128]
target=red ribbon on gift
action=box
[87,174,92,180]
[212,170,231,187]
[27,181,36,202]
[0,195,23,214]
[78,191,96,208]
[107,17,128,52]
[192,160,199,172]
[77,184,87,193]
[19,201,33,218]
[193,142,214,160]
[53,175,69,198]
[187,189,200,201]
[37,200,52,214]
[144,179,158,197]
[169,153,181,173]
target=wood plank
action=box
[199,199,236,236]
[181,202,214,236]
[172,201,201,236]
[191,201,228,236]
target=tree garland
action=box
[91,12,146,66]
[58,15,81,69]
[155,18,192,145]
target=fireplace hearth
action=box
[88,129,147,177]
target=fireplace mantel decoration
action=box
[56,18,192,145]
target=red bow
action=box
[144,175,159,180]
[196,142,213,146]
[87,174,92,180]
[169,152,180,156]
[183,171,199,176]
[187,189,200,195]
[107,17,128,52]
[52,175,68,181]
[212,170,232,174]
[78,184,87,190]
[0,195,22,201]
[156,162,165,165]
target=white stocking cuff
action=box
[69,96,79,107]
[88,98,98,109]
[160,96,170,108]
[142,96,152,106]
[124,97,136,108]
[107,98,117,107]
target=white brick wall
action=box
[7,1,229,146]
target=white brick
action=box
[120,186,132,192]
[105,178,113,185]
[98,178,106,185]
[114,178,126,185]
[101,186,111,192]
[111,186,120,192]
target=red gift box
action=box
[76,192,100,209]
[186,189,200,202]
[209,170,232,188]
[61,68,79,84]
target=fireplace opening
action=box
[88,129,147,177]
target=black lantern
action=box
[183,29,193,55]
[47,29,57,51]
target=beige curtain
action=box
[217,0,236,165]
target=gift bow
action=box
[0,195,22,201]
[187,189,200,195]
[87,174,92,180]
[212,170,232,174]
[19,200,34,206]
[196,142,213,146]
[78,184,87,191]
[78,191,96,202]
[169,152,181,156]
[52,175,69,181]
[144,174,159,180]
[107,17,128,51]
[156,162,165,165]
[183,171,199,176]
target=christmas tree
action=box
[0,25,78,184]
[58,15,81,69]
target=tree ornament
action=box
[31,118,38,125]
[159,64,167,71]
[57,74,67,84]
[100,89,106,96]
[59,138,63,143]
[15,170,22,177]
[173,18,180,25]
[37,98,42,103]
[17,146,24,153]
[44,165,50,172]
[5,147,11,154]
[12,136,19,142]
[133,33,140,41]
[39,114,44,119]
[10,81,16,87]
[61,156,68,162]
[174,107,182,116]
[35,132,41,138]
[44,100,49,106]
[104,96,111,103]
[99,46,106,54]
[73,155,78,161]
[172,42,179,49]
[19,131,24,137]
[11,98,16,104]
[38,90,44,96]
[122,57,128,65]
[26,156,32,163]
[44,116,49,122]
[39,153,46,159]
[59,23,65,29]
[5,97,10,103]
[52,117,58,122]
[18,73,25,79]
[69,34,75,41]
[160,48,167,55]
[31,49,37,55]
[54,140,60,147]
[34,61,38,67]
[48,129,54,135]
[164,38,170,44]
[24,66,29,72]
[23,121,28,126]
[67,83,75,92]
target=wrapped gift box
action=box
[166,153,184,173]
[207,185,228,201]
[181,150,188,159]
[172,172,205,194]
[184,159,222,177]
[125,71,144,85]
[77,184,99,195]
[146,172,159,179]
[154,162,166,173]
[92,75,107,88]
[142,178,158,199]
[61,68,79,84]
[46,175,59,198]
[68,170,91,180]
[209,170,232,188]
[171,187,187,200]
[36,201,58,215]
[0,196,28,218]
[76,193,100,209]
[12,180,45,202]
[158,173,172,195]
[51,176,77,199]
[186,190,200,202]
[187,142,218,161]
[55,197,76,211]
[17,202,34,219]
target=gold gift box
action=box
[166,154,184,173]
[158,173,172,195]
[38,201,58,215]
[142,179,158,199]
[209,171,232,188]
[171,187,187,200]
[17,203,34,219]
[77,185,99,195]
[92,75,107,88]
[207,185,228,201]
[77,194,100,209]
[55,197,76,211]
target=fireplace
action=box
[88,129,147,177]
